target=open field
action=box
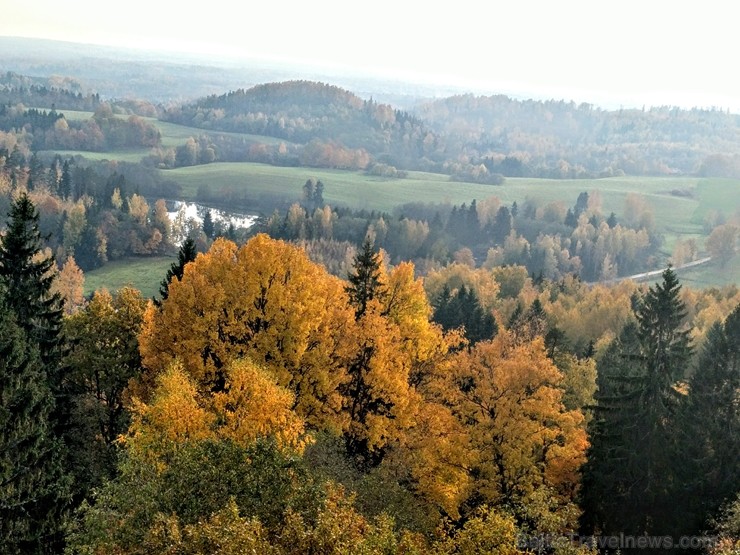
[46,108,293,149]
[84,256,175,299]
[149,119,293,149]
[163,162,734,229]
[40,149,152,163]
[660,256,740,289]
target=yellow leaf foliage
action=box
[126,359,307,457]
[342,261,453,463]
[139,235,354,431]
[212,359,308,452]
[53,255,85,314]
[414,332,587,529]
[127,362,214,457]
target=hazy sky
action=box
[3,0,738,110]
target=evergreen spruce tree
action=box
[0,194,64,372]
[314,179,324,208]
[0,293,69,554]
[564,208,578,227]
[59,160,72,200]
[345,238,385,319]
[433,285,497,346]
[0,195,70,552]
[679,304,740,533]
[491,205,512,244]
[581,268,691,540]
[202,210,215,239]
[156,237,197,306]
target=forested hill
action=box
[163,80,740,178]
[414,94,740,177]
[162,80,441,169]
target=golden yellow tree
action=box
[52,255,85,314]
[412,332,587,530]
[126,359,307,459]
[342,256,451,469]
[139,235,354,431]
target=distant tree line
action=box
[0,103,161,152]
[257,186,660,282]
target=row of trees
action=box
[260,189,660,282]
[0,103,161,153]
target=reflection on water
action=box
[166,201,258,244]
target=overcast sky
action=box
[3,0,738,111]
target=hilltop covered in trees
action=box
[414,94,740,178]
[162,80,439,171]
[161,80,740,179]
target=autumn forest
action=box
[0,38,739,555]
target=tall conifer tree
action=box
[0,193,64,376]
[678,305,740,533]
[156,237,197,305]
[581,268,691,539]
[0,293,69,553]
[345,238,385,319]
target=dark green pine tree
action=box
[509,298,547,340]
[345,238,385,319]
[27,153,46,192]
[156,237,198,306]
[433,285,497,346]
[491,205,512,244]
[0,194,65,372]
[574,191,589,217]
[0,294,70,554]
[678,304,740,534]
[202,210,215,239]
[314,180,324,208]
[432,285,455,330]
[302,178,316,208]
[581,267,692,540]
[564,208,578,227]
[59,160,72,200]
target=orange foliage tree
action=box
[411,331,587,530]
[139,235,354,431]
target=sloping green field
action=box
[163,163,724,230]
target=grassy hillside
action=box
[163,162,725,226]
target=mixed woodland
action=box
[0,44,739,554]
[1,164,739,554]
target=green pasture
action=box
[149,119,292,149]
[640,257,740,290]
[56,109,94,122]
[84,256,175,300]
[39,149,152,163]
[162,163,733,231]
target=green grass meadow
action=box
[83,256,175,299]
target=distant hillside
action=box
[0,37,291,103]
[4,36,740,179]
[414,94,740,177]
[163,81,441,170]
